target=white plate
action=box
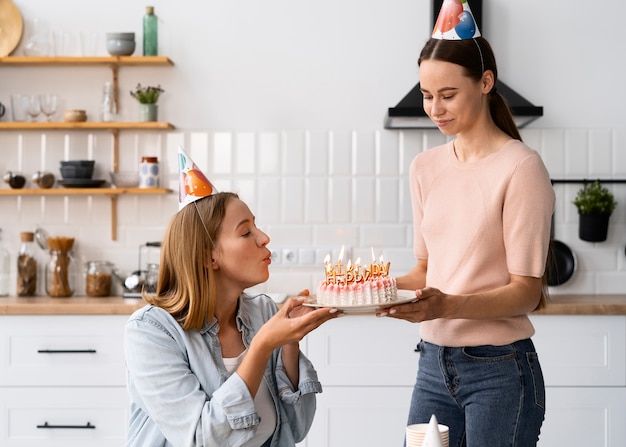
[303,289,418,314]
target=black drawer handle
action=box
[37,422,96,429]
[37,349,97,354]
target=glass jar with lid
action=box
[85,261,113,297]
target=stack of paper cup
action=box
[406,415,449,447]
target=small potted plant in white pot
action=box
[130,84,164,122]
[572,181,617,242]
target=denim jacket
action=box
[124,293,322,447]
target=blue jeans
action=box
[407,338,545,447]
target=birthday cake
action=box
[316,249,398,306]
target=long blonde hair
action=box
[143,192,239,330]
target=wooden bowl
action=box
[63,109,87,122]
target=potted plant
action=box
[572,181,617,242]
[130,84,164,122]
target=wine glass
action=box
[40,94,58,122]
[26,95,41,122]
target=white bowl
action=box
[110,171,139,188]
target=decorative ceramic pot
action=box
[139,103,158,122]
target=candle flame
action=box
[338,245,345,262]
[371,246,376,262]
[324,254,330,264]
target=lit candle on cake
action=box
[379,255,390,276]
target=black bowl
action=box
[60,165,94,179]
[60,160,95,167]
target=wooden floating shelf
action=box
[0,121,175,130]
[0,56,173,66]
[0,187,171,196]
[0,188,172,241]
[0,55,175,241]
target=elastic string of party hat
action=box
[472,38,484,74]
[193,200,215,247]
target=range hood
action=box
[384,0,543,129]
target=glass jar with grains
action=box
[45,237,76,297]
[85,261,113,297]
[17,232,37,296]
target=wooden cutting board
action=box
[0,0,23,57]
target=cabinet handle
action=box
[37,421,96,429]
[37,349,97,354]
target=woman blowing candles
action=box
[379,1,555,446]
[124,147,339,446]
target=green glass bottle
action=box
[143,6,158,56]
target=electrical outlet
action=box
[270,249,281,264]
[282,248,298,265]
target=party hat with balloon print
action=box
[432,0,481,40]
[177,145,218,210]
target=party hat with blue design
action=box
[177,146,217,210]
[432,0,481,40]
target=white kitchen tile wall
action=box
[0,128,625,296]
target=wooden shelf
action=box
[0,121,174,130]
[0,187,171,196]
[0,56,173,66]
[0,56,175,241]
[0,187,172,241]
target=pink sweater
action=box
[409,140,555,347]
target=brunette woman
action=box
[380,2,555,446]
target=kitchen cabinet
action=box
[0,56,175,240]
[302,316,419,447]
[531,315,626,447]
[302,313,626,447]
[0,314,130,446]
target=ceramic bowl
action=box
[59,163,94,179]
[106,32,136,56]
[110,171,139,188]
[60,160,95,167]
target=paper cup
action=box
[406,423,449,447]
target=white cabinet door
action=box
[0,315,128,386]
[0,387,129,447]
[305,315,420,386]
[531,315,626,386]
[539,387,626,447]
[304,386,412,447]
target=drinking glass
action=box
[40,94,58,121]
[27,95,41,122]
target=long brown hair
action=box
[418,37,521,142]
[143,192,239,330]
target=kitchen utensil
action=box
[0,101,5,119]
[546,214,576,286]
[112,241,161,298]
[0,0,23,57]
[34,226,49,250]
